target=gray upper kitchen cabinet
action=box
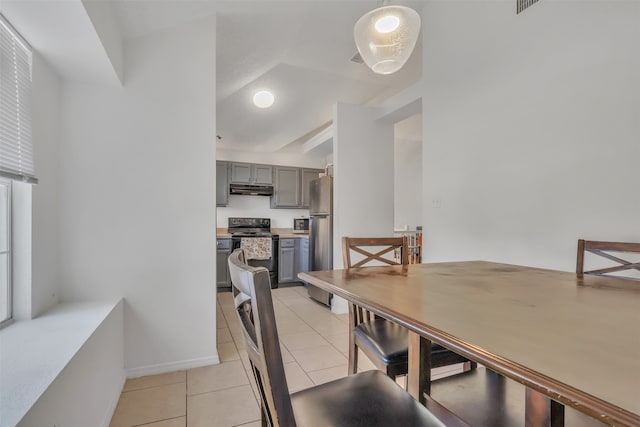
[300,168,322,208]
[230,162,273,185]
[271,167,300,208]
[216,161,229,207]
[271,167,323,209]
[278,238,296,283]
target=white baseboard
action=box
[125,354,221,379]
[101,371,126,427]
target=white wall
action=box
[333,102,395,260]
[31,53,62,318]
[333,103,395,313]
[81,0,123,84]
[394,137,422,230]
[217,147,327,169]
[57,16,218,374]
[217,195,308,229]
[421,0,640,270]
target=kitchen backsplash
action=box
[216,194,308,228]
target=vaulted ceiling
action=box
[213,1,425,154]
[1,0,426,154]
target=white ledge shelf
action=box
[0,300,121,427]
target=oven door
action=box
[231,236,279,288]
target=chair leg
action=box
[348,341,358,375]
[348,307,358,375]
[384,366,396,381]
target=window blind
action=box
[0,14,35,184]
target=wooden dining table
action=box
[298,261,640,427]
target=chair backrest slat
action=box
[342,236,409,325]
[342,236,409,268]
[576,239,640,281]
[228,249,296,427]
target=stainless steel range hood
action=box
[229,183,274,196]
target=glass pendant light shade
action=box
[354,5,421,75]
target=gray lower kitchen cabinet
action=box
[216,161,229,207]
[216,238,231,288]
[271,167,300,208]
[296,238,309,277]
[230,162,273,185]
[279,238,309,284]
[278,238,296,283]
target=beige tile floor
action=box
[109,284,608,427]
[109,285,384,427]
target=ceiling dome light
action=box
[354,5,421,75]
[253,90,275,108]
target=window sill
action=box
[0,299,122,427]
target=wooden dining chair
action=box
[227,249,463,427]
[576,239,640,280]
[342,236,474,383]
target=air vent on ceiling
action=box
[517,0,540,14]
[350,51,364,64]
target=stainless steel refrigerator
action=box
[307,175,333,306]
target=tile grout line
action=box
[284,318,349,363]
[271,290,337,388]
[121,379,186,394]
[186,378,252,398]
[218,299,262,407]
[221,288,363,407]
[272,290,376,371]
[232,418,261,427]
[185,366,188,427]
[134,415,185,427]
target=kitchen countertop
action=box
[216,228,308,239]
[216,228,231,239]
[276,233,309,239]
[273,228,309,239]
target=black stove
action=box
[228,217,279,287]
[230,231,273,237]
[227,218,271,235]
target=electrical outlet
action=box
[431,198,442,208]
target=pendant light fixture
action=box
[353,3,421,75]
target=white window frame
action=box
[0,178,11,328]
[0,13,31,329]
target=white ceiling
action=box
[214,1,426,153]
[1,0,425,154]
[111,0,218,40]
[0,0,122,85]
